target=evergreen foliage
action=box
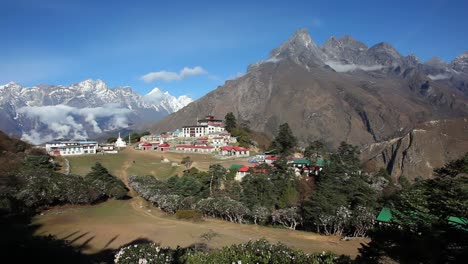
[304,140,326,160]
[224,112,237,132]
[358,154,468,263]
[106,136,117,143]
[85,162,128,199]
[270,123,297,155]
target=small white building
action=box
[175,144,215,153]
[46,140,98,156]
[210,136,227,147]
[115,133,127,148]
[235,166,250,181]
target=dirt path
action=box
[117,160,133,193]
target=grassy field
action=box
[33,198,367,258]
[38,147,367,259]
[66,146,251,180]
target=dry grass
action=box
[41,147,367,258]
[33,198,367,258]
[66,146,251,180]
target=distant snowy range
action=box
[0,79,192,144]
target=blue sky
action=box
[1,0,467,99]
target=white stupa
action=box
[115,133,127,148]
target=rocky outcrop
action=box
[361,118,468,180]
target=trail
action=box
[116,158,170,218]
[118,160,133,194]
[64,158,70,175]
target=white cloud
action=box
[428,73,450,80]
[18,104,132,144]
[325,61,384,73]
[21,129,53,145]
[140,66,207,83]
[264,56,282,64]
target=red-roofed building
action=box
[233,165,269,181]
[140,142,154,151]
[265,155,278,164]
[235,165,250,181]
[158,143,171,152]
[220,146,250,157]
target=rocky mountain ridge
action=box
[152,29,468,178]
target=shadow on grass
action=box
[0,211,153,263]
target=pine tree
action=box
[270,123,297,155]
[224,112,237,132]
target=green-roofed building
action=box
[315,157,327,167]
[376,207,393,223]
[292,158,310,167]
[229,164,243,171]
[376,208,467,230]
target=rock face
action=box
[0,79,192,143]
[153,29,468,147]
[361,118,468,180]
[151,29,468,179]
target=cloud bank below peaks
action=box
[325,61,385,73]
[18,104,132,144]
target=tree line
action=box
[0,131,129,263]
[129,137,384,237]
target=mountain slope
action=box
[361,118,468,179]
[152,29,468,148]
[0,79,192,143]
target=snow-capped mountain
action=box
[0,79,192,144]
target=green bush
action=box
[114,242,176,264]
[113,239,352,264]
[175,209,203,221]
[85,162,128,199]
[185,239,351,264]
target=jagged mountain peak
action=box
[451,51,468,73]
[74,79,108,92]
[406,53,420,62]
[143,87,193,112]
[0,81,22,89]
[455,51,468,59]
[147,87,168,96]
[368,42,401,57]
[113,86,134,93]
[322,34,368,64]
[269,28,325,64]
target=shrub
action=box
[185,239,352,264]
[85,162,128,199]
[114,243,176,264]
